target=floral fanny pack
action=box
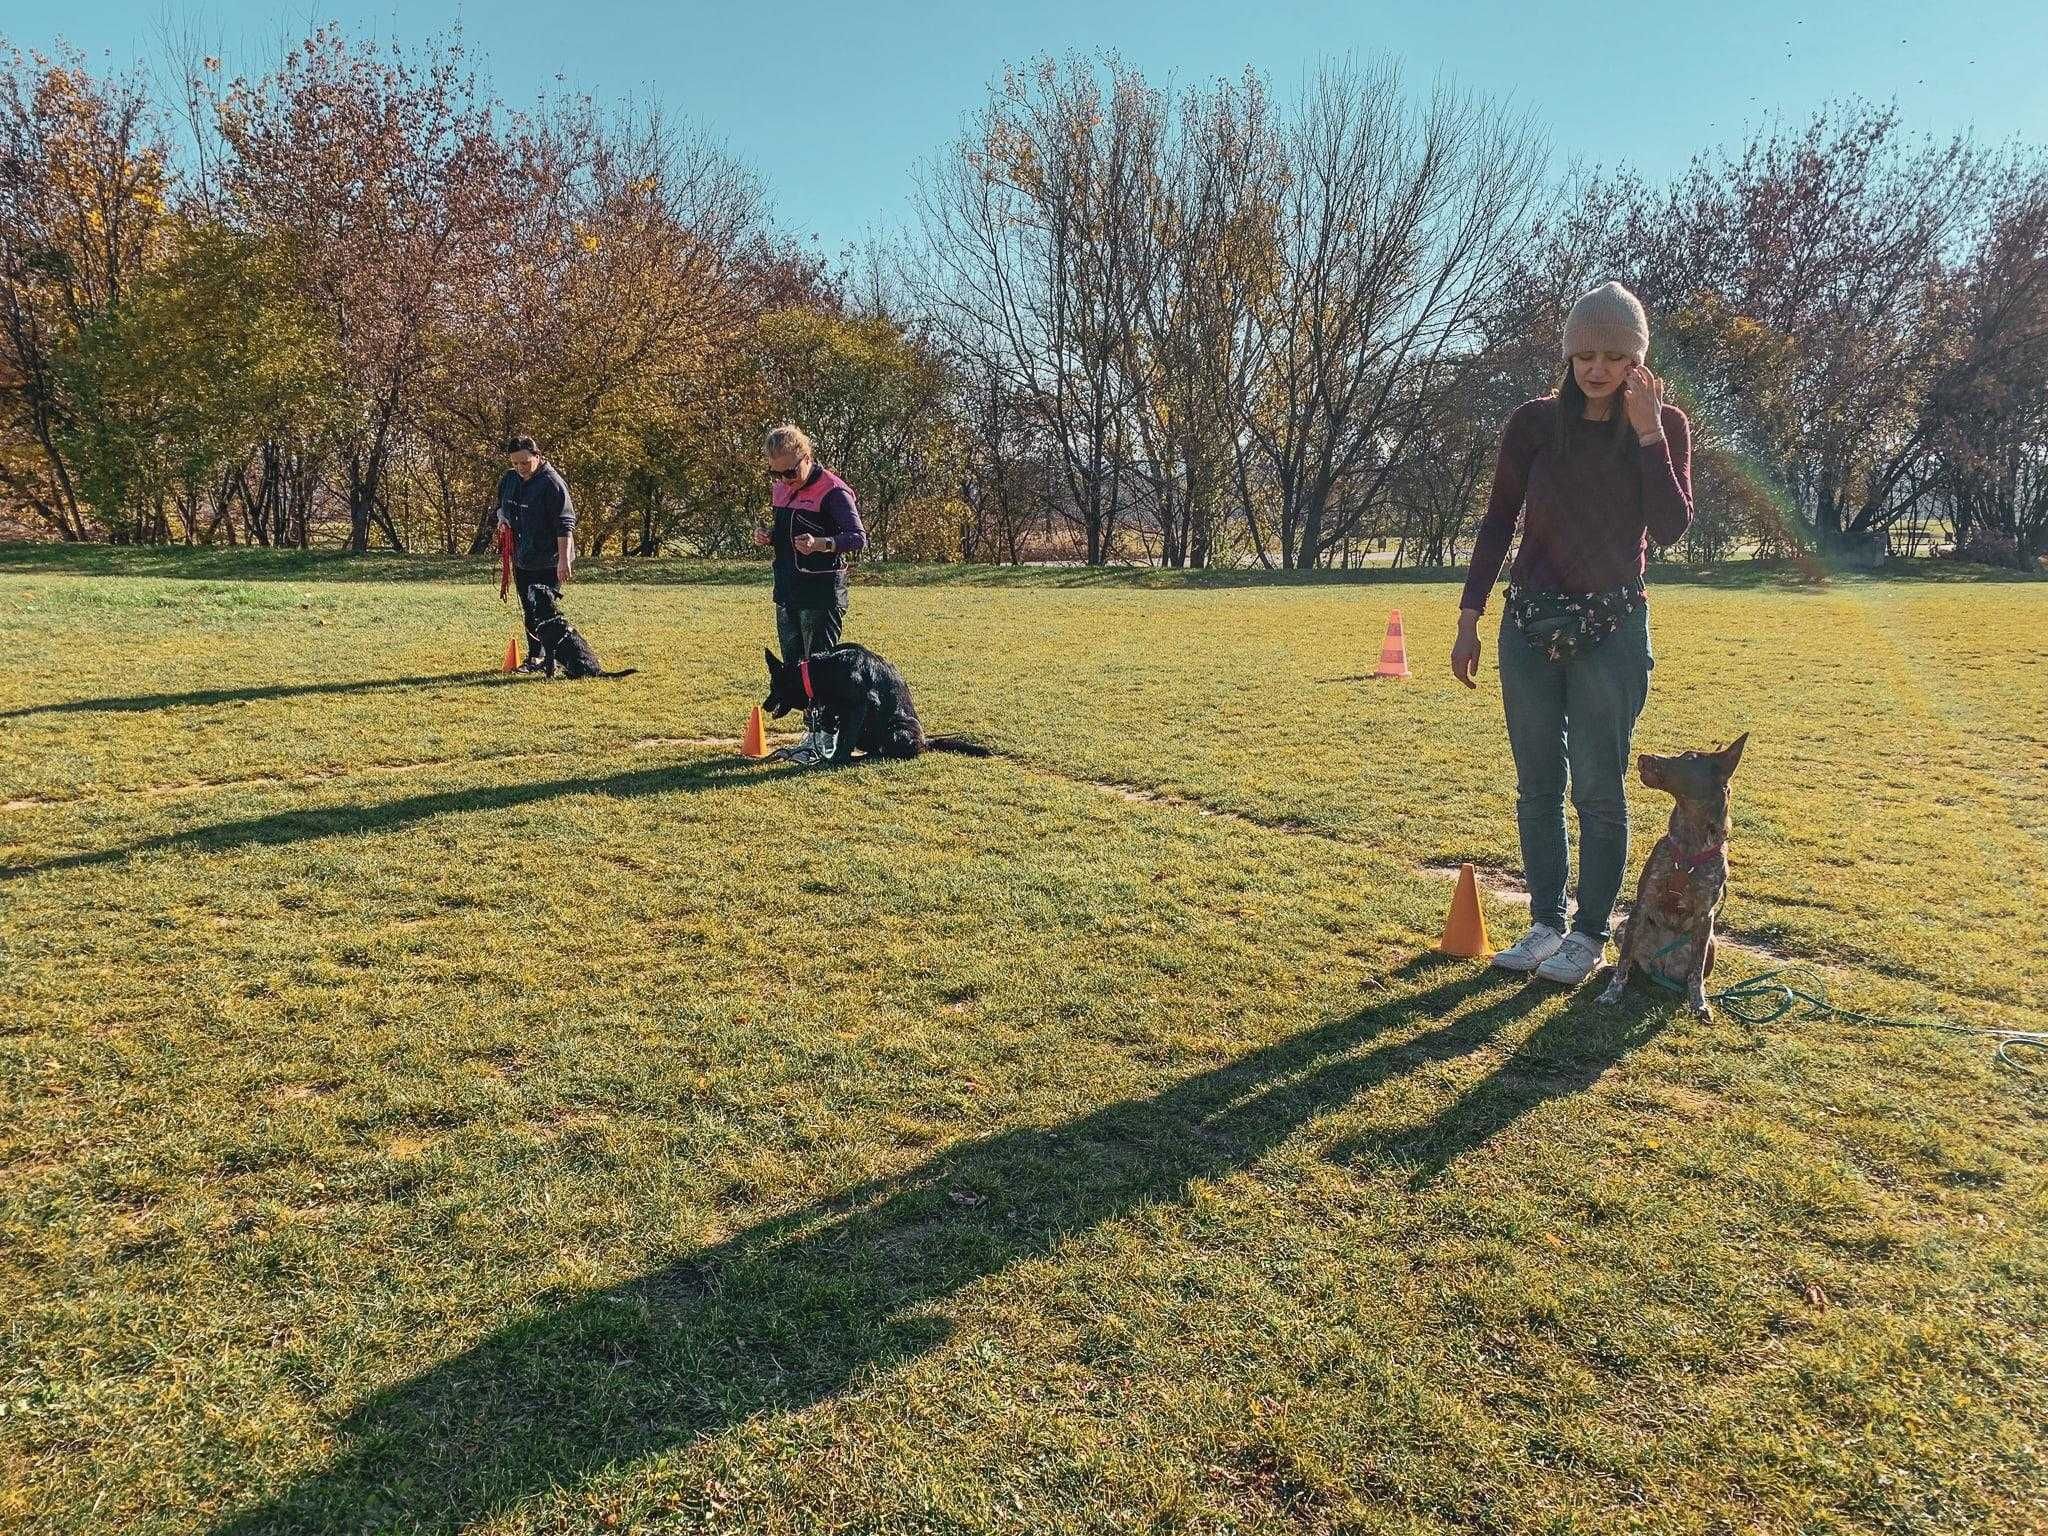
[1505,582,1645,664]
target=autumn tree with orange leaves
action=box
[0,43,172,540]
[2,31,2042,571]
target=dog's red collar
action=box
[1670,837,1727,872]
[798,657,815,704]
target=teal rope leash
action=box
[1645,960,2046,1073]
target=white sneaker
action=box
[793,726,844,765]
[1492,923,1565,973]
[1536,931,1606,986]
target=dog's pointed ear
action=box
[764,648,782,679]
[1716,733,1749,777]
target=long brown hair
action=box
[1554,360,1637,461]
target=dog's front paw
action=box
[1596,980,1627,1007]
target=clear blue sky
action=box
[15,0,2048,253]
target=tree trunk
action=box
[348,455,374,553]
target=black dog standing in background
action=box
[526,587,636,680]
[762,645,987,763]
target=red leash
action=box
[497,523,512,601]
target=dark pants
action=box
[775,602,844,663]
[1499,601,1653,940]
[777,602,844,736]
[516,567,559,658]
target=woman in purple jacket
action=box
[1451,281,1695,987]
[752,423,868,764]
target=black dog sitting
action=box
[526,586,636,680]
[762,645,989,763]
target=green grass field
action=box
[3,547,2044,1535]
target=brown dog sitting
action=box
[1599,734,1748,1018]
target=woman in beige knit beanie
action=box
[1561,280,1651,374]
[1448,279,1696,988]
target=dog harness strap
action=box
[1647,935,1692,964]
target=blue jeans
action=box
[1498,601,1653,940]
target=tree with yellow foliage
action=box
[0,42,172,540]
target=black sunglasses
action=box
[767,466,804,481]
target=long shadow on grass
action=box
[0,670,520,719]
[1327,980,1672,1187]
[212,958,1551,1534]
[2,755,803,880]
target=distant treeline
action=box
[3,33,2043,568]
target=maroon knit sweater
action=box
[1459,396,1694,613]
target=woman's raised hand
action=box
[1622,365,1666,439]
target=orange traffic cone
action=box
[1438,863,1493,958]
[1375,610,1410,678]
[740,705,770,759]
[502,633,521,672]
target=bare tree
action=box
[1127,70,1283,567]
[1237,59,1546,569]
[1921,169,2048,564]
[912,55,1162,565]
[1617,108,1989,557]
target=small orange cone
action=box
[740,705,770,759]
[502,633,521,672]
[1375,610,1410,678]
[1438,863,1493,958]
